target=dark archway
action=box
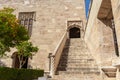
[69,27,80,38]
[21,57,28,68]
[12,52,20,68]
[12,52,28,68]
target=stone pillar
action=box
[50,56,54,77]
[116,68,120,80]
[100,68,104,80]
[48,53,55,78]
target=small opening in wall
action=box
[12,52,28,68]
[69,27,80,38]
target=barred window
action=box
[18,12,36,36]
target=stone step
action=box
[58,62,95,67]
[61,53,92,56]
[64,46,87,50]
[62,50,87,53]
[50,73,101,80]
[59,63,94,67]
[69,39,85,43]
[58,64,98,68]
[58,65,98,69]
[58,63,95,67]
[58,67,98,71]
[59,62,94,65]
[62,53,90,56]
[57,64,98,69]
[61,53,90,56]
[68,42,85,45]
[58,71,100,75]
[65,42,86,46]
[66,41,85,44]
[68,44,85,46]
[69,40,85,43]
[59,61,94,64]
[58,66,97,69]
[59,59,94,63]
[38,77,48,80]
[66,68,99,72]
[64,44,87,47]
[60,56,90,59]
[62,50,89,53]
[48,79,57,80]
[63,46,87,49]
[59,58,95,62]
[59,60,95,64]
[58,65,98,68]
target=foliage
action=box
[0,42,6,57]
[0,7,29,57]
[0,7,39,69]
[0,67,44,80]
[16,41,38,68]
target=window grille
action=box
[18,12,36,36]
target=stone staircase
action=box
[50,38,100,80]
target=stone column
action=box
[100,68,104,80]
[49,55,55,78]
[116,68,120,80]
[48,53,55,78]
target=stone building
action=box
[0,0,120,80]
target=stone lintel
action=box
[102,66,117,77]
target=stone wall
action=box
[0,0,86,71]
[85,0,116,66]
[85,0,102,65]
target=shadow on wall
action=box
[0,60,6,67]
[56,39,70,72]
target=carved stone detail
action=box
[67,20,83,28]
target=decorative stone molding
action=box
[67,20,83,31]
[67,20,84,38]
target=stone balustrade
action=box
[49,32,67,77]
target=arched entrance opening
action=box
[12,52,20,68]
[69,27,80,38]
[12,52,28,68]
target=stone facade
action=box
[1,0,120,80]
[0,0,86,71]
[85,0,120,79]
[85,0,115,66]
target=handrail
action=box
[52,32,67,56]
[48,31,67,77]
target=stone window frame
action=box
[18,12,36,36]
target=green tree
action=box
[0,7,29,57]
[0,7,39,68]
[16,41,38,68]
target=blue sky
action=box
[85,0,91,18]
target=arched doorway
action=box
[12,52,20,68]
[12,52,28,68]
[69,27,80,38]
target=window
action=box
[18,12,35,36]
